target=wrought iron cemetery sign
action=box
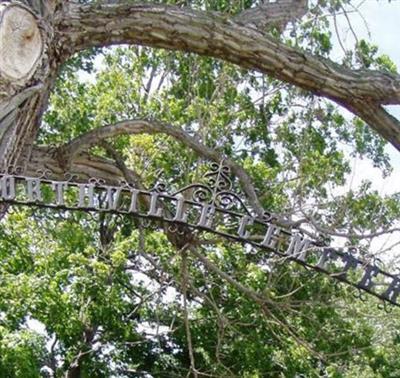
[0,163,399,309]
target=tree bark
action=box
[26,145,126,184]
[58,2,400,150]
[1,0,400,181]
[0,0,61,171]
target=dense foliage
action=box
[1,0,400,376]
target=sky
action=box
[78,1,400,193]
[322,1,400,258]
[60,1,400,264]
[333,0,400,194]
[28,0,400,360]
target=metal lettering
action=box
[128,189,139,213]
[77,184,95,208]
[25,178,42,202]
[286,234,311,261]
[105,186,122,210]
[52,181,68,206]
[260,224,281,249]
[173,194,188,222]
[237,215,254,239]
[358,265,379,291]
[1,168,400,308]
[148,192,163,217]
[316,248,336,270]
[197,204,215,228]
[0,175,16,200]
[382,277,400,303]
[337,253,359,279]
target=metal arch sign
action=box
[0,163,399,309]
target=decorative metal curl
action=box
[204,162,232,192]
[64,172,79,182]
[172,162,253,217]
[2,165,24,175]
[117,180,134,190]
[191,185,212,204]
[168,224,179,233]
[215,192,235,209]
[261,211,274,223]
[378,300,394,314]
[35,168,53,179]
[115,213,132,227]
[151,182,167,193]
[168,224,186,235]
[89,177,106,186]
[214,191,252,215]
[2,162,400,310]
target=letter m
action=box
[286,234,311,262]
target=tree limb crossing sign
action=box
[0,163,399,308]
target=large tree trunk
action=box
[1,1,400,373]
[0,0,61,171]
[1,0,400,177]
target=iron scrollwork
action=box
[0,162,399,309]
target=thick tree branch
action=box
[60,2,400,105]
[100,141,143,189]
[235,0,308,31]
[58,2,400,150]
[348,101,400,150]
[58,119,265,216]
[26,146,126,184]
